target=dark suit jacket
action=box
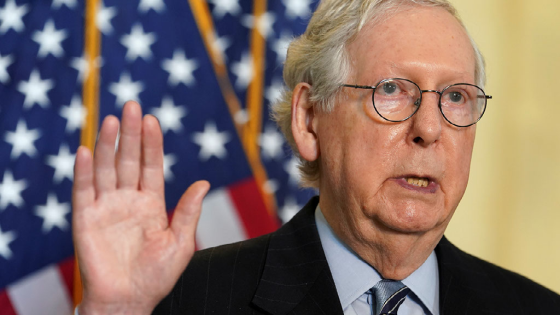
[153,196,560,314]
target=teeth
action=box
[406,177,429,187]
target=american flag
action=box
[0,0,318,313]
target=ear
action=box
[291,83,319,162]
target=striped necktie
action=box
[370,280,411,315]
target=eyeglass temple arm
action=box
[341,84,376,90]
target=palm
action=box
[77,191,169,300]
[73,102,209,313]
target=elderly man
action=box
[73,0,560,314]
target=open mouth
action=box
[392,174,439,193]
[405,177,430,188]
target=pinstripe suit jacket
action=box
[153,196,560,315]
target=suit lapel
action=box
[436,237,479,314]
[252,197,343,315]
[436,236,515,315]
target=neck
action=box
[319,199,446,280]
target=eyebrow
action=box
[386,61,473,80]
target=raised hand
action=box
[72,101,210,315]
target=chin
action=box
[372,202,449,234]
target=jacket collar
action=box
[251,196,343,315]
[436,236,515,315]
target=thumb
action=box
[171,180,210,246]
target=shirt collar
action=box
[315,205,439,315]
[403,249,439,315]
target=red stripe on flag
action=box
[0,290,17,315]
[58,257,75,298]
[227,178,280,238]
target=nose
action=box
[409,92,442,146]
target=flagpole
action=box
[75,0,101,307]
[245,0,273,213]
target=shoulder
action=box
[189,232,272,272]
[152,197,322,315]
[436,236,560,313]
[152,234,273,315]
[186,233,273,301]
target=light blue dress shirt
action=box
[315,206,440,315]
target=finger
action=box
[140,115,165,197]
[93,116,119,194]
[116,101,143,189]
[73,146,95,217]
[171,181,210,246]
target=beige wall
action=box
[446,0,560,293]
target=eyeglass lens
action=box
[372,79,487,127]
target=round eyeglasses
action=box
[342,78,492,127]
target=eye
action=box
[379,81,402,95]
[448,91,464,103]
[442,88,469,106]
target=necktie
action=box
[370,280,411,315]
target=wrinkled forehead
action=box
[347,5,476,85]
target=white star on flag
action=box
[282,0,313,19]
[138,0,166,13]
[0,0,28,34]
[46,144,76,183]
[109,72,144,106]
[241,12,276,39]
[121,23,157,62]
[259,125,285,160]
[272,32,293,64]
[71,54,103,83]
[60,96,87,133]
[52,0,77,9]
[32,19,68,58]
[151,97,187,133]
[35,193,71,233]
[265,78,285,104]
[192,122,231,161]
[234,109,249,125]
[208,0,241,18]
[263,179,279,194]
[284,156,301,186]
[0,171,28,211]
[70,56,88,82]
[0,226,16,260]
[4,120,41,159]
[231,52,253,90]
[0,53,13,84]
[280,196,301,222]
[163,153,177,182]
[161,50,199,87]
[18,69,54,109]
[207,32,231,64]
[96,1,117,35]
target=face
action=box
[317,7,477,243]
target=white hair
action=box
[272,0,487,188]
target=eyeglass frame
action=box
[341,78,492,127]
